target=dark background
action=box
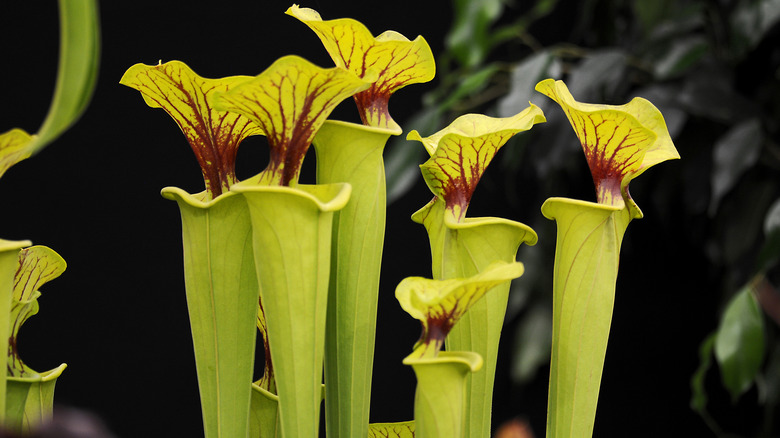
[1,1,778,437]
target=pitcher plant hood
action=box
[535,78,679,217]
[407,105,546,222]
[396,261,525,358]
[9,246,66,377]
[211,55,376,186]
[120,61,264,200]
[286,4,435,134]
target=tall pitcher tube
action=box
[313,120,396,438]
[162,188,260,438]
[232,182,351,438]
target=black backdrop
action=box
[0,1,736,437]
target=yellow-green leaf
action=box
[407,105,545,221]
[535,79,679,215]
[25,0,99,158]
[120,61,263,198]
[368,421,415,438]
[714,283,766,401]
[396,261,524,358]
[212,55,375,186]
[286,4,435,133]
[0,129,34,180]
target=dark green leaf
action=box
[386,108,441,204]
[632,0,675,35]
[765,198,780,235]
[757,199,780,274]
[439,63,501,111]
[652,36,708,80]
[510,303,552,385]
[566,49,627,101]
[488,0,560,48]
[446,0,505,67]
[731,0,780,56]
[497,51,556,117]
[714,286,766,401]
[678,67,757,123]
[709,119,763,215]
[690,332,716,413]
[715,174,775,265]
[760,343,780,407]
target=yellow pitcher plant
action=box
[536,78,679,438]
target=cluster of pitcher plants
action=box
[119,5,679,437]
[0,2,680,438]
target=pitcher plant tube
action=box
[397,261,525,438]
[120,60,266,438]
[535,78,679,438]
[211,54,373,438]
[0,240,30,423]
[407,105,545,438]
[287,5,436,437]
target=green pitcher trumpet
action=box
[250,380,326,438]
[211,52,373,438]
[250,382,280,438]
[408,106,545,438]
[232,182,351,438]
[122,60,266,438]
[6,364,67,432]
[397,261,525,438]
[6,246,68,432]
[535,78,679,438]
[291,5,437,435]
[0,239,31,422]
[404,352,483,438]
[540,197,632,437]
[162,187,260,438]
[312,120,396,438]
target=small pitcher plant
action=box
[120,4,679,438]
[0,0,98,433]
[407,106,544,438]
[397,261,526,438]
